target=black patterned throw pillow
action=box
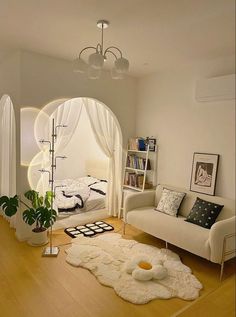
[185,197,224,229]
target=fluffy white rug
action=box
[65,233,202,304]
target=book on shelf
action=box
[124,171,145,189]
[126,154,151,170]
[128,137,146,151]
[137,175,144,188]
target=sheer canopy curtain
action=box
[31,98,83,193]
[83,98,122,217]
[0,95,16,227]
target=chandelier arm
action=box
[96,43,102,54]
[104,46,123,58]
[104,49,118,60]
[79,46,97,59]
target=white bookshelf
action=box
[123,140,157,192]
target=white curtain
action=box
[0,95,16,227]
[83,98,122,217]
[30,98,83,193]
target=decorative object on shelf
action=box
[0,190,57,246]
[73,20,129,80]
[146,137,156,152]
[190,152,219,195]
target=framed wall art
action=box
[146,137,156,152]
[190,152,219,196]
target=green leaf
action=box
[0,195,19,217]
[0,196,9,207]
[23,208,37,226]
[38,196,44,207]
[44,191,53,208]
[36,207,56,229]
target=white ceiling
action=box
[0,0,235,77]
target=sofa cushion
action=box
[155,188,186,217]
[185,197,224,229]
[126,207,210,260]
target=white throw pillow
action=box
[155,188,186,217]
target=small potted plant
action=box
[0,190,57,246]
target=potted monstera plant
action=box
[0,190,57,246]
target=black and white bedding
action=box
[54,176,107,216]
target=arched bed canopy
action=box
[28,97,123,217]
[0,94,16,227]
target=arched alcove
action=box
[24,97,123,218]
[0,94,16,228]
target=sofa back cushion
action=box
[155,184,235,221]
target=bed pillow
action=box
[78,176,100,186]
[155,188,186,217]
[185,197,224,229]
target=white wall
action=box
[55,106,108,180]
[136,55,235,199]
[20,51,136,141]
[0,51,21,102]
[20,107,41,166]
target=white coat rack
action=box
[39,118,67,257]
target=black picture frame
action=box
[190,152,219,196]
[147,138,156,152]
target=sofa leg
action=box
[165,241,168,249]
[220,261,224,282]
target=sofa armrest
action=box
[209,216,236,264]
[123,190,155,221]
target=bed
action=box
[52,160,109,230]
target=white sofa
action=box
[123,184,235,278]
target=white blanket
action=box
[55,183,90,210]
[54,177,107,213]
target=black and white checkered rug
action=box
[64,221,114,238]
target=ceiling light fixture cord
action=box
[101,22,104,55]
[73,20,129,79]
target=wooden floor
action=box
[0,217,235,317]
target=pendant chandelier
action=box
[73,20,129,79]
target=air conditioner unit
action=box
[195,74,235,102]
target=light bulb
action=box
[114,57,129,73]
[88,52,104,69]
[73,58,88,73]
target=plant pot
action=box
[28,228,48,246]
